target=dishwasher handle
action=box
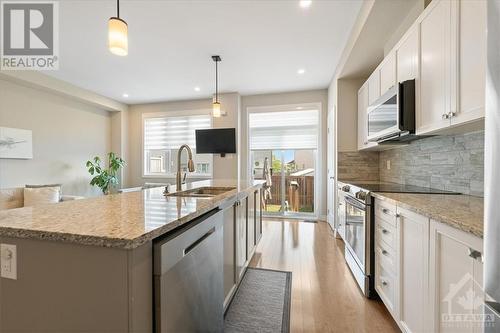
[183,227,215,256]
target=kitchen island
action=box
[0,180,264,332]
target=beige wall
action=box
[336,78,365,152]
[240,89,328,218]
[126,93,240,187]
[0,78,112,197]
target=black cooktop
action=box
[351,182,460,195]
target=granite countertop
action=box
[0,180,265,249]
[371,192,484,238]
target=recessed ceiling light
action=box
[122,93,129,98]
[194,87,201,92]
[299,0,312,9]
[297,68,306,75]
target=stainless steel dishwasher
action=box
[153,209,224,332]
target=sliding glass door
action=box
[249,107,319,218]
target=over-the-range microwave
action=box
[367,79,420,144]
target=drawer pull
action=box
[381,229,389,234]
[382,249,388,256]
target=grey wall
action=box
[0,78,112,197]
[338,151,379,182]
[379,131,484,196]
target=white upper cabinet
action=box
[357,83,376,150]
[417,0,486,134]
[379,51,397,96]
[417,0,452,135]
[396,25,419,83]
[450,0,487,126]
[368,70,380,106]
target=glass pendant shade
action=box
[108,17,128,56]
[212,102,221,118]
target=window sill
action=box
[142,174,213,179]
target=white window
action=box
[143,114,213,177]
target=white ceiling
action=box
[46,0,362,104]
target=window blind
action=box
[249,109,319,150]
[144,114,211,150]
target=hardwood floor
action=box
[249,219,399,333]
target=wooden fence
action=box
[266,175,314,212]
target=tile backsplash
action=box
[379,131,484,196]
[338,151,380,182]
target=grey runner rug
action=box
[224,268,292,333]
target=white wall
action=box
[126,93,240,187]
[240,89,328,218]
[0,78,112,197]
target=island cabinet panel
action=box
[256,189,263,241]
[0,236,153,333]
[428,219,483,333]
[398,207,429,333]
[236,195,248,281]
[247,190,256,257]
[223,198,238,305]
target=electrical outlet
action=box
[1,244,17,280]
[386,160,391,170]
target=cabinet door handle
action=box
[382,208,390,214]
[382,249,388,256]
[381,279,388,286]
[381,229,389,234]
[449,111,457,118]
[468,248,482,262]
[442,113,450,120]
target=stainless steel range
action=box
[337,181,458,297]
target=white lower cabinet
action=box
[398,207,429,333]
[374,200,483,333]
[428,219,483,333]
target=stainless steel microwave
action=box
[367,79,416,143]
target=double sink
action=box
[166,187,236,199]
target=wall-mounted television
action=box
[195,128,236,156]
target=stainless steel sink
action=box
[165,187,236,198]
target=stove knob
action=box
[341,185,350,192]
[356,191,367,201]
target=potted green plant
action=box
[86,152,125,195]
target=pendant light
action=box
[212,55,223,117]
[108,0,128,56]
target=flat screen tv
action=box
[195,128,236,156]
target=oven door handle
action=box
[344,196,366,210]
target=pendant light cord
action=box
[117,0,120,18]
[215,60,218,103]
